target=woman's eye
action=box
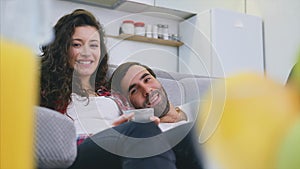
[90,44,99,48]
[72,43,81,48]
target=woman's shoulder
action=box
[70,92,116,103]
[67,93,121,117]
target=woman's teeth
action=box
[76,61,92,64]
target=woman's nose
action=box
[80,45,91,57]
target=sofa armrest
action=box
[35,106,77,169]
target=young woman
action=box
[40,9,109,114]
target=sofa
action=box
[35,64,216,169]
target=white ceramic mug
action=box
[123,108,154,123]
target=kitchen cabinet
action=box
[127,0,154,6]
[155,0,197,14]
[179,8,265,77]
[67,0,196,21]
[116,1,195,21]
[156,0,246,15]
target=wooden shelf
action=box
[106,34,184,47]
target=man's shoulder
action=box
[179,101,200,119]
[180,100,200,108]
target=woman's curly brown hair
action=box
[39,9,109,113]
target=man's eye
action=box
[130,89,137,95]
[144,77,151,83]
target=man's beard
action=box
[144,88,170,117]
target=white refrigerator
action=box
[179,8,265,78]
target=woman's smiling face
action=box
[68,26,101,78]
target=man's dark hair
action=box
[109,62,156,93]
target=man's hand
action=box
[149,116,160,125]
[112,113,160,126]
[160,108,187,123]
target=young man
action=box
[110,62,192,130]
[109,62,203,169]
[69,62,203,169]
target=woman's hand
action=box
[112,113,134,126]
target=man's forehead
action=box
[121,65,148,92]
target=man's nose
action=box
[141,84,152,97]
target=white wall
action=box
[157,0,300,84]
[46,0,180,72]
[247,0,300,83]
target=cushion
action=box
[179,77,212,104]
[35,106,77,169]
[157,78,185,106]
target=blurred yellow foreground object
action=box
[197,73,300,169]
[0,39,38,169]
[276,119,300,169]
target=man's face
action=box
[120,65,169,117]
